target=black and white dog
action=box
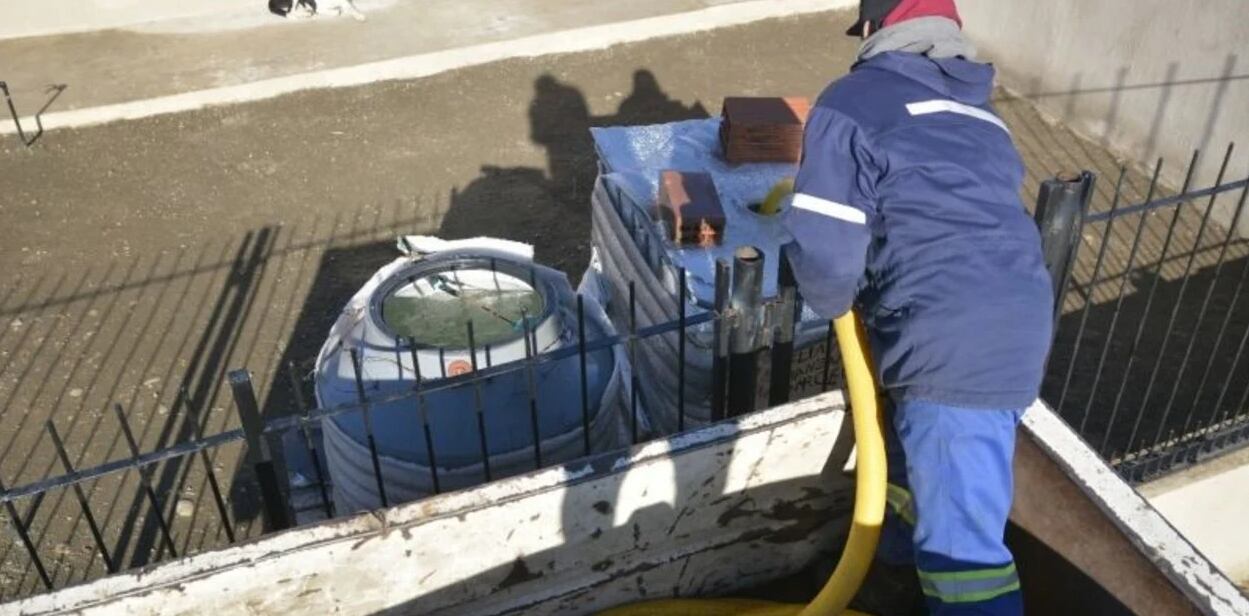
[269,0,365,21]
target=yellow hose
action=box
[758,178,795,216]
[600,311,886,616]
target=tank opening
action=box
[381,267,545,349]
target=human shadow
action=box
[437,70,709,276]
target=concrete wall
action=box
[960,0,1249,233]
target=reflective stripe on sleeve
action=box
[791,193,868,224]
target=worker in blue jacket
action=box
[782,0,1052,614]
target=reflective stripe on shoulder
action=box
[791,193,867,224]
[906,99,1010,134]
[918,563,1021,604]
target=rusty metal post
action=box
[1034,171,1096,325]
[229,370,292,532]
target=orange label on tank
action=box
[446,359,473,377]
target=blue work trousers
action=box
[878,399,1025,615]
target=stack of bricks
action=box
[719,97,810,163]
[656,170,725,247]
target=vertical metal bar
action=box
[770,245,799,406]
[677,267,687,432]
[0,477,53,590]
[438,347,447,379]
[727,247,766,417]
[46,421,116,573]
[576,296,592,456]
[1115,152,1200,454]
[1129,147,1232,452]
[1077,160,1164,436]
[484,344,493,369]
[286,363,333,519]
[346,351,388,509]
[1056,168,1127,413]
[628,281,639,444]
[180,387,236,543]
[465,321,492,482]
[229,370,293,531]
[1164,180,1249,442]
[112,404,179,559]
[710,260,731,420]
[521,310,543,470]
[406,338,440,494]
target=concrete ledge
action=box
[1141,446,1249,589]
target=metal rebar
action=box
[677,267,687,432]
[46,420,116,573]
[0,476,52,589]
[112,404,179,559]
[180,387,235,543]
[285,363,333,519]
[406,338,440,494]
[465,321,492,482]
[1128,147,1233,453]
[629,281,640,443]
[1056,168,1128,413]
[821,320,836,392]
[521,310,542,470]
[1113,152,1200,455]
[347,349,388,509]
[577,295,591,456]
[0,81,31,146]
[1161,180,1249,443]
[1077,160,1164,436]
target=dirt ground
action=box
[1,7,1246,602]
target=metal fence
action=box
[1041,146,1249,483]
[0,250,842,597]
[4,160,1249,597]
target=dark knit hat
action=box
[846,0,901,36]
[847,0,963,36]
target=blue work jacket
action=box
[783,51,1053,409]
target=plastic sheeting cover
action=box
[591,118,805,308]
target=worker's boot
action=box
[845,560,925,616]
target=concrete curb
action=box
[0,0,853,137]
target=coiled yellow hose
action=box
[601,310,886,616]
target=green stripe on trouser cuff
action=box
[885,483,916,526]
[918,563,1020,603]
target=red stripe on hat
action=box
[882,0,962,29]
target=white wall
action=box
[960,0,1249,233]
